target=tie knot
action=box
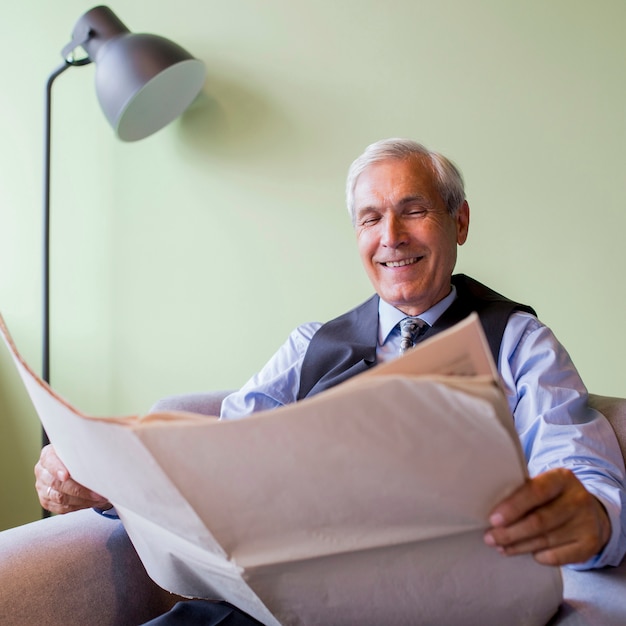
[399,317,427,354]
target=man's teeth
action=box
[385,258,418,267]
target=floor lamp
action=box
[41,6,205,502]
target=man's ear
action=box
[456,201,470,246]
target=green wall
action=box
[1,1,625,529]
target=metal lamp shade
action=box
[94,33,205,141]
[72,5,205,141]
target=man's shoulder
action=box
[452,274,536,314]
[289,321,324,344]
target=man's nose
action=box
[381,215,407,247]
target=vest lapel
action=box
[297,295,379,399]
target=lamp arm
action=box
[61,27,96,67]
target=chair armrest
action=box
[0,509,179,625]
[149,390,234,416]
[589,393,626,462]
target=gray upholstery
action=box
[589,393,626,461]
[0,390,624,625]
[149,391,231,416]
[0,508,181,625]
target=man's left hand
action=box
[484,467,611,566]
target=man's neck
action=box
[378,286,457,346]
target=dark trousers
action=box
[142,600,265,625]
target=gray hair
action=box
[345,138,466,224]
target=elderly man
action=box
[36,139,626,623]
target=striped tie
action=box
[399,317,427,354]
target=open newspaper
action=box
[0,312,562,625]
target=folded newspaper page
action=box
[0,313,562,625]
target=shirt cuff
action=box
[93,506,119,519]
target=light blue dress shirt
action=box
[220,287,626,569]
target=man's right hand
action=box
[35,444,111,514]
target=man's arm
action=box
[220,322,320,419]
[488,312,626,568]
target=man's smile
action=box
[381,257,422,268]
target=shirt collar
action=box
[378,285,457,346]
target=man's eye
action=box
[407,209,427,217]
[360,216,380,226]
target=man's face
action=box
[353,156,469,316]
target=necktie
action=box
[399,317,427,354]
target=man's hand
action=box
[34,444,111,515]
[484,468,611,566]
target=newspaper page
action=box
[0,313,562,626]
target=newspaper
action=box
[0,312,562,626]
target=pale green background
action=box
[1,1,624,530]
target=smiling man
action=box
[36,138,626,625]
[219,139,624,570]
[352,151,469,316]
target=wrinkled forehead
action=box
[353,156,440,202]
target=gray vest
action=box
[297,274,536,400]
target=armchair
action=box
[0,391,624,625]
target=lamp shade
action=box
[70,6,205,141]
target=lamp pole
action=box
[42,61,71,393]
[41,61,73,517]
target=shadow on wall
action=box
[176,67,298,162]
[173,63,348,179]
[0,348,41,530]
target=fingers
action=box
[34,445,110,515]
[484,468,611,566]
